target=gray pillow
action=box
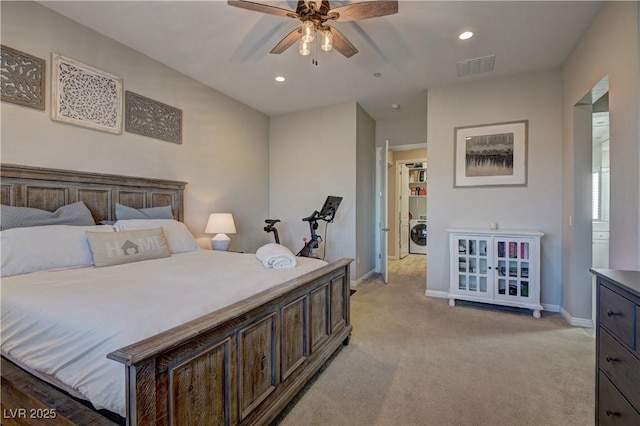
[0,201,95,231]
[115,203,174,220]
[86,227,171,267]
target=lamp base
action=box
[211,234,231,251]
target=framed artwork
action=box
[454,120,528,187]
[1,45,45,110]
[125,91,182,144]
[51,53,122,134]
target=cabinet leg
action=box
[448,298,456,307]
[342,334,351,346]
[532,309,541,319]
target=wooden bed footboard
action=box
[108,258,352,426]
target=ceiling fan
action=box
[228,0,398,62]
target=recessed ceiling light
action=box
[373,72,382,78]
[275,76,286,82]
[459,31,474,40]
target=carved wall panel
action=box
[1,45,45,110]
[51,53,122,134]
[125,91,182,144]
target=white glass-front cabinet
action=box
[448,229,544,318]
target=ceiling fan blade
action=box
[328,27,358,58]
[270,27,302,54]
[227,1,298,19]
[329,1,398,22]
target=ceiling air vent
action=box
[456,55,495,77]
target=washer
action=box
[409,218,427,254]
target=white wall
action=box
[356,104,376,278]
[426,70,564,309]
[0,1,271,252]
[269,102,357,275]
[561,1,640,320]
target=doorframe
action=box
[395,157,427,259]
[375,142,427,276]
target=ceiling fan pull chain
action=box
[313,32,319,66]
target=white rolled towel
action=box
[256,243,297,269]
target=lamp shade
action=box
[205,213,236,234]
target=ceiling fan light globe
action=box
[301,20,316,43]
[320,29,333,51]
[299,39,311,56]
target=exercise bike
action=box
[263,219,281,244]
[263,195,343,259]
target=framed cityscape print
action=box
[454,120,528,187]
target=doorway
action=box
[590,77,610,325]
[573,75,609,328]
[387,145,427,279]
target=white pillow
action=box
[113,219,200,254]
[0,225,114,277]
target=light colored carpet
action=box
[388,254,426,278]
[275,272,595,426]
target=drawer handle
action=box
[605,356,620,363]
[605,409,620,417]
[607,310,622,317]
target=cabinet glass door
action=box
[494,238,532,302]
[454,236,491,296]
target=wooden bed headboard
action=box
[0,164,187,223]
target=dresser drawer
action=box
[636,305,640,357]
[599,285,635,348]
[598,371,640,426]
[599,328,640,410]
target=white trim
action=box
[352,269,377,287]
[560,307,594,328]
[541,303,560,313]
[388,142,427,152]
[425,289,449,299]
[388,255,399,261]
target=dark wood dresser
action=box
[590,268,640,425]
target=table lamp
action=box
[205,213,236,251]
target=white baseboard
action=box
[425,289,449,299]
[424,296,592,327]
[560,307,594,328]
[351,268,377,288]
[387,255,399,261]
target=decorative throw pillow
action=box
[113,219,199,254]
[115,203,174,220]
[0,201,96,231]
[0,225,114,277]
[86,227,171,267]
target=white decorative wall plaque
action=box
[51,53,122,134]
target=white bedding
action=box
[1,250,327,417]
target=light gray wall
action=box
[426,70,564,309]
[269,102,357,277]
[376,90,428,148]
[0,1,270,252]
[356,104,376,278]
[561,1,640,319]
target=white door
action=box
[379,140,389,283]
[399,165,409,258]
